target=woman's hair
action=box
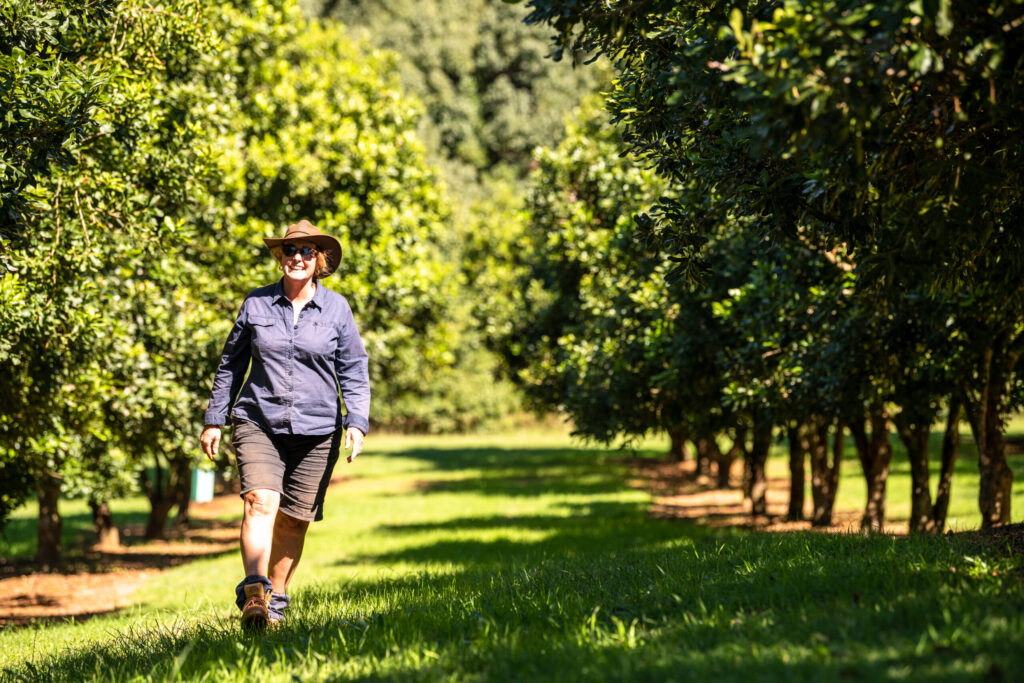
[271,245,331,278]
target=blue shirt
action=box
[204,279,370,435]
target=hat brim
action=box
[264,235,342,277]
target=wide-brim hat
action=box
[263,220,342,277]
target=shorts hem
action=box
[238,485,284,498]
[277,508,318,523]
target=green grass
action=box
[2,429,1023,681]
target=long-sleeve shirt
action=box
[203,279,370,435]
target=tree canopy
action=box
[515,0,1024,528]
[0,0,518,558]
[302,0,605,180]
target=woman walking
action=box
[199,220,370,630]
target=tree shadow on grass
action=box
[7,443,1023,680]
[382,445,649,474]
[10,530,1022,682]
[342,498,717,569]
[401,475,633,499]
[374,445,651,502]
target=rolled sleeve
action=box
[204,303,251,426]
[334,302,371,435]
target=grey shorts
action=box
[231,419,341,522]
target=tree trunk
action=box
[146,501,175,539]
[36,475,62,569]
[143,457,170,540]
[142,459,163,540]
[173,458,193,530]
[896,418,934,533]
[850,409,892,533]
[695,435,716,484]
[932,395,962,532]
[963,346,1014,529]
[744,419,772,517]
[667,426,691,462]
[715,429,743,490]
[89,499,121,550]
[978,406,1012,528]
[809,419,840,527]
[786,424,806,521]
[716,443,733,489]
[143,454,194,539]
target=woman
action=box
[199,220,370,630]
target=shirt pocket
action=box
[300,320,338,358]
[248,315,281,352]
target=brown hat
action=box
[263,220,342,277]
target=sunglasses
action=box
[281,244,318,260]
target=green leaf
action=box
[729,8,745,48]
[935,0,953,36]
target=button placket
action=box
[285,304,294,429]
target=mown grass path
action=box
[3,433,1023,681]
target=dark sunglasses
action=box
[282,244,318,259]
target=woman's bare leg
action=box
[240,489,280,576]
[268,511,310,594]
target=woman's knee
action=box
[243,489,280,517]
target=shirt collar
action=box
[310,279,325,309]
[273,278,323,309]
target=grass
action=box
[1,429,1023,681]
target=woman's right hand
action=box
[200,425,222,461]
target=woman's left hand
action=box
[345,426,365,463]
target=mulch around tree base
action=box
[0,497,240,628]
[0,571,159,628]
[0,474,352,628]
[626,457,881,531]
[627,457,1024,552]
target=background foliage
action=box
[513,0,1024,528]
[0,0,598,555]
[2,0,1022,568]
[299,0,603,181]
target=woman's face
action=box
[279,239,319,283]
